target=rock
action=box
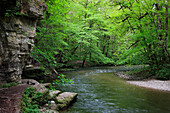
[22,79,40,85]
[49,90,61,99]
[44,101,59,111]
[22,67,45,79]
[55,92,78,110]
[0,0,46,83]
[25,65,34,69]
[33,84,48,94]
[114,72,133,80]
[39,108,59,113]
[22,79,48,94]
[49,101,58,110]
[42,83,51,87]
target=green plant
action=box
[52,74,73,86]
[21,87,50,113]
[155,65,170,79]
[5,7,20,17]
[0,82,19,88]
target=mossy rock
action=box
[55,92,78,110]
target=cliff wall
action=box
[0,0,46,83]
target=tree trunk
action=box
[165,3,169,63]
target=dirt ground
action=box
[0,84,29,113]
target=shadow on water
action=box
[53,66,170,113]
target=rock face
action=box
[0,0,46,83]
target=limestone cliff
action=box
[0,0,46,83]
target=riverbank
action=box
[127,80,170,92]
[114,71,170,92]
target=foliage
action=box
[5,5,27,17]
[31,0,69,70]
[31,0,114,69]
[21,87,50,113]
[30,0,169,79]
[124,66,153,79]
[52,74,73,86]
[0,82,19,88]
[153,64,170,79]
[111,0,169,78]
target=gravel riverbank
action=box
[114,72,170,92]
[127,80,170,92]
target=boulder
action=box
[22,79,48,94]
[55,92,78,110]
[22,79,40,85]
[33,84,48,94]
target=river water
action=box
[55,66,170,113]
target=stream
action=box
[54,66,170,113]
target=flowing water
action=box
[55,66,170,113]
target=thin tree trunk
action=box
[165,3,169,62]
[82,54,87,67]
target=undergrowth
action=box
[21,87,50,113]
[0,82,19,88]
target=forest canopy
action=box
[31,0,169,79]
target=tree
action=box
[31,0,169,79]
[31,0,69,72]
[112,0,169,78]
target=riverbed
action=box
[54,66,170,113]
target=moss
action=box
[56,99,65,104]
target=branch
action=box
[128,40,140,49]
[138,12,148,20]
[50,66,58,75]
[122,16,129,22]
